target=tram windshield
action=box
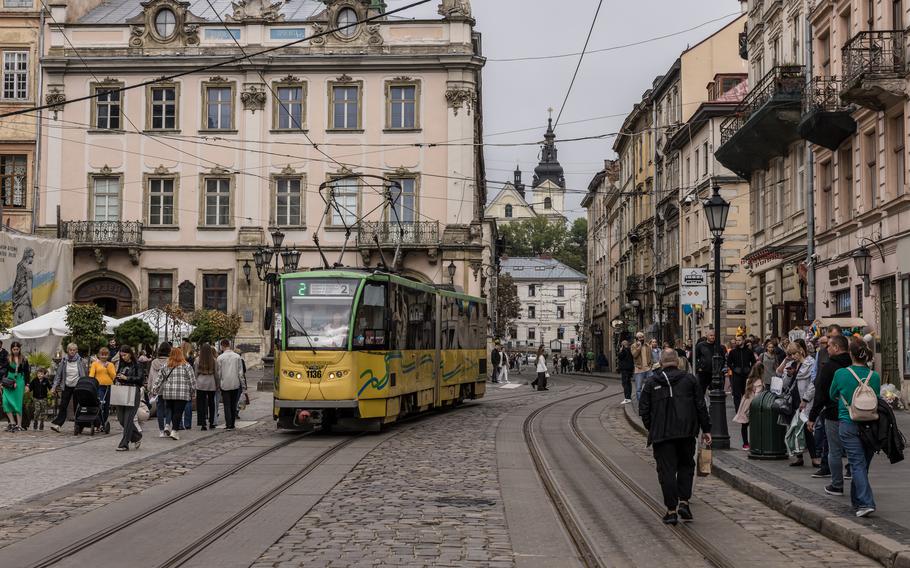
[282,278,359,350]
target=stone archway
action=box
[74,275,135,318]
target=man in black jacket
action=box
[640,349,712,525]
[694,332,717,395]
[726,335,756,447]
[807,334,851,495]
[490,342,502,383]
[617,340,634,404]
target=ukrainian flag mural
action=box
[0,232,73,326]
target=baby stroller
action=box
[73,376,110,435]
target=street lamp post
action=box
[252,228,302,391]
[703,185,731,450]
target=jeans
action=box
[222,389,240,428]
[181,399,193,430]
[633,372,649,400]
[620,370,633,400]
[197,390,217,427]
[839,420,875,510]
[96,386,110,426]
[825,418,845,490]
[164,399,187,431]
[156,396,167,432]
[652,437,697,510]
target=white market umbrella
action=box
[9,305,117,339]
[111,308,195,343]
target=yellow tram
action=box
[273,269,488,430]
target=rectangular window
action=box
[329,176,358,225]
[94,86,121,130]
[556,305,565,319]
[388,84,417,129]
[821,160,834,230]
[833,289,851,317]
[204,178,231,226]
[204,28,240,40]
[149,86,177,130]
[202,273,228,312]
[148,273,173,309]
[3,0,33,6]
[892,114,906,198]
[331,85,360,130]
[92,177,120,221]
[527,306,536,319]
[2,51,27,100]
[556,285,564,297]
[774,159,785,223]
[528,328,535,340]
[148,178,175,225]
[839,146,854,221]
[795,145,805,211]
[528,284,536,297]
[864,130,878,211]
[275,85,303,130]
[270,28,306,40]
[390,177,416,223]
[702,141,709,176]
[557,327,565,340]
[274,177,302,226]
[0,154,27,208]
[694,149,700,180]
[753,171,766,230]
[205,86,233,130]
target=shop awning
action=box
[814,317,868,329]
[742,245,806,266]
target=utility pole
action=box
[805,8,817,322]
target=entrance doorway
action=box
[74,277,134,318]
[880,276,900,387]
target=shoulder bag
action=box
[770,379,796,417]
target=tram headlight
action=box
[295,372,302,380]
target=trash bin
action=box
[748,390,788,460]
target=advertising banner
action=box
[0,231,73,326]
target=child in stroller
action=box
[72,376,111,435]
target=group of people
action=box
[636,324,883,524]
[0,337,250,452]
[489,341,592,391]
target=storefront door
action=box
[880,276,900,387]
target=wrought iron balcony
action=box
[715,65,805,178]
[841,30,908,110]
[626,275,644,292]
[60,220,144,246]
[356,220,440,247]
[798,77,857,150]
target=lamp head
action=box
[703,185,730,238]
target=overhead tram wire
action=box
[554,0,604,128]
[0,0,434,121]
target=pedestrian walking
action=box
[151,346,196,440]
[216,339,243,429]
[50,343,88,433]
[29,367,52,431]
[531,345,548,391]
[631,332,653,400]
[778,341,818,467]
[694,331,717,395]
[194,343,218,430]
[732,363,765,450]
[3,342,29,431]
[88,347,117,430]
[490,341,502,384]
[760,339,777,387]
[617,340,634,404]
[829,338,881,517]
[726,335,756,440]
[639,349,711,525]
[148,343,171,437]
[113,346,144,451]
[649,339,661,370]
[500,347,510,384]
[807,334,851,493]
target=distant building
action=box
[499,256,586,353]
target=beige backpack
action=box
[842,368,878,422]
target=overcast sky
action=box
[391,0,742,219]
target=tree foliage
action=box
[114,318,159,350]
[498,217,587,273]
[64,303,107,355]
[0,301,11,334]
[188,309,241,345]
[494,273,521,338]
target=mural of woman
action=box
[13,247,37,325]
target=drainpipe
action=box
[652,100,659,337]
[805,8,816,322]
[31,6,46,234]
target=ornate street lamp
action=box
[702,184,731,449]
[447,260,457,284]
[242,260,252,287]
[853,245,872,297]
[655,277,666,343]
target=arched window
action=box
[544,197,552,209]
[504,204,513,218]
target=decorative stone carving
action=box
[240,84,267,113]
[45,87,66,119]
[280,164,297,175]
[153,164,171,175]
[336,74,354,83]
[126,0,205,48]
[228,0,285,22]
[280,74,300,83]
[100,164,113,175]
[128,248,141,266]
[445,88,476,116]
[209,165,230,175]
[93,248,106,267]
[209,76,229,83]
[392,76,412,82]
[310,23,326,45]
[437,0,472,19]
[129,26,146,47]
[367,23,383,46]
[183,24,200,45]
[393,165,411,176]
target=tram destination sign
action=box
[680,268,707,287]
[293,280,357,298]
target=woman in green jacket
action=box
[829,338,880,518]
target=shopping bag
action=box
[770,376,784,395]
[697,444,712,477]
[110,384,137,407]
[784,412,807,456]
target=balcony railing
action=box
[60,220,144,246]
[720,65,805,145]
[803,76,853,113]
[626,275,644,292]
[842,30,907,84]
[356,220,439,246]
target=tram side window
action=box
[402,287,436,350]
[353,283,388,348]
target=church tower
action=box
[531,110,566,220]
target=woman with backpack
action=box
[830,338,881,518]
